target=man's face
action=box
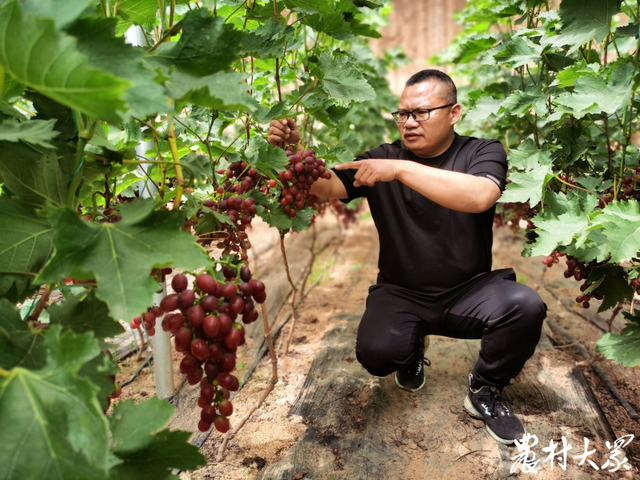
[397,81,460,157]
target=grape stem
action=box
[553,175,598,197]
[280,234,299,355]
[27,285,51,322]
[216,302,278,461]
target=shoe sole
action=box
[463,394,521,445]
[394,336,430,393]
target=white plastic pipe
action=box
[152,282,175,399]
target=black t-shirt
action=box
[332,133,508,292]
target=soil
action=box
[112,208,640,480]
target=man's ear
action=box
[450,104,462,126]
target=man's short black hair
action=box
[405,69,457,105]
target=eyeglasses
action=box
[391,104,455,123]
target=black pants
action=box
[355,268,547,389]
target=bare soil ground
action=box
[113,211,640,480]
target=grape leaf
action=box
[180,152,213,184]
[528,191,598,257]
[508,139,552,171]
[67,17,168,120]
[501,86,545,117]
[78,350,118,412]
[291,206,315,232]
[0,1,129,123]
[552,61,600,87]
[598,323,640,367]
[303,12,351,37]
[166,70,257,112]
[555,61,634,117]
[453,35,496,64]
[109,398,206,478]
[283,0,335,14]
[586,264,635,312]
[242,19,295,59]
[315,51,376,105]
[39,199,209,321]
[116,0,158,25]
[244,137,290,179]
[0,119,59,147]
[0,326,110,480]
[499,163,554,206]
[0,197,54,302]
[48,291,124,340]
[563,229,610,263]
[351,0,383,8]
[464,96,502,122]
[0,140,74,207]
[0,299,46,369]
[150,9,243,76]
[493,35,542,68]
[589,200,640,263]
[15,0,95,29]
[255,204,293,231]
[544,0,622,53]
[25,91,78,142]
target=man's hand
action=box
[335,160,400,187]
[268,119,300,149]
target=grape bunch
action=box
[218,161,260,196]
[543,250,606,308]
[159,265,266,433]
[275,148,331,218]
[494,202,537,232]
[130,305,164,337]
[598,167,640,208]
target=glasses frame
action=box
[391,103,455,124]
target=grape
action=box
[240,267,251,282]
[175,327,193,352]
[201,405,217,424]
[243,309,259,324]
[253,290,267,304]
[220,388,231,400]
[203,315,221,337]
[221,282,238,299]
[147,327,156,336]
[219,313,233,335]
[200,295,219,312]
[196,273,217,295]
[217,372,233,389]
[201,384,215,402]
[218,400,233,417]
[208,343,223,362]
[187,305,205,328]
[198,396,210,408]
[191,339,209,361]
[229,296,245,314]
[214,415,230,433]
[131,316,142,329]
[180,355,198,375]
[220,353,236,373]
[204,360,221,379]
[187,367,204,385]
[178,290,196,309]
[198,420,212,432]
[168,313,186,333]
[249,279,265,293]
[160,294,179,312]
[225,329,242,350]
[228,375,240,392]
[172,274,189,292]
[151,306,164,318]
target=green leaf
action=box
[553,61,600,87]
[109,397,174,454]
[589,200,640,263]
[0,326,110,480]
[453,35,496,64]
[0,140,74,206]
[587,264,635,312]
[564,228,610,263]
[303,12,351,37]
[0,197,53,302]
[255,204,293,231]
[26,91,78,142]
[0,299,46,369]
[528,191,598,257]
[0,119,59,147]
[78,350,118,411]
[15,0,95,29]
[242,19,295,58]
[244,137,290,179]
[315,51,376,105]
[109,398,206,478]
[291,206,315,232]
[499,163,554,206]
[351,0,383,7]
[501,86,546,117]
[116,0,158,25]
[508,139,552,171]
[39,199,209,321]
[555,61,634,117]
[464,96,503,122]
[493,35,542,68]
[166,70,257,112]
[48,291,124,340]
[283,0,335,14]
[598,323,640,367]
[151,9,243,77]
[68,17,168,120]
[544,0,622,52]
[0,1,129,123]
[180,152,213,184]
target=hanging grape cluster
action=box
[158,265,265,432]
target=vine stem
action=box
[123,160,197,186]
[27,286,51,322]
[280,234,299,355]
[216,302,278,462]
[607,304,623,333]
[554,175,599,197]
[167,121,185,207]
[299,223,317,297]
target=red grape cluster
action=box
[275,149,331,218]
[494,202,537,232]
[159,265,266,433]
[598,168,640,208]
[543,251,605,308]
[630,278,640,296]
[219,161,260,196]
[130,305,164,337]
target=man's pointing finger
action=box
[334,162,361,170]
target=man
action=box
[267,69,547,445]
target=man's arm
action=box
[310,174,349,199]
[334,159,501,213]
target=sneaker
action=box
[395,336,431,392]
[463,373,525,445]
